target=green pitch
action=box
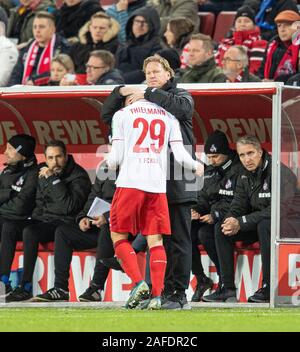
[0,308,299,332]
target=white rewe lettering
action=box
[210,118,271,142]
[0,121,17,144]
[62,120,88,144]
[71,255,96,298]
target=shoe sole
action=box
[248,298,269,303]
[30,297,68,302]
[6,297,33,303]
[78,298,101,302]
[202,297,237,303]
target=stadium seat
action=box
[213,11,236,43]
[198,12,216,37]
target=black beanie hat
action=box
[204,130,230,155]
[235,6,256,24]
[8,134,36,158]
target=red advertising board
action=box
[0,86,275,156]
[278,243,300,298]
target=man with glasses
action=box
[177,33,226,83]
[222,45,261,82]
[62,49,124,85]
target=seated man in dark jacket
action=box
[31,162,116,302]
[191,130,244,302]
[203,135,297,303]
[3,140,91,302]
[0,134,39,297]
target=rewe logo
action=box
[288,254,300,287]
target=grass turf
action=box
[0,308,299,332]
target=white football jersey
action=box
[110,100,184,193]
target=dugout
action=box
[0,83,299,307]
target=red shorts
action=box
[110,187,171,236]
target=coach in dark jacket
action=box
[116,6,162,83]
[31,163,117,302]
[102,55,197,309]
[203,135,297,303]
[191,130,244,301]
[3,140,91,302]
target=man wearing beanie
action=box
[1,139,92,302]
[0,133,39,298]
[203,135,297,303]
[215,5,267,75]
[258,9,300,82]
[190,130,244,302]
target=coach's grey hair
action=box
[236,135,262,150]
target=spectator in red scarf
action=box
[8,11,70,86]
[215,6,267,75]
[258,10,300,82]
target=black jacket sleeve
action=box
[43,171,91,216]
[0,169,38,216]
[144,87,194,121]
[101,86,126,127]
[8,52,24,86]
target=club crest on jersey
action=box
[16,176,25,186]
[225,179,232,189]
[263,180,268,191]
[209,144,217,153]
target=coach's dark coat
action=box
[225,151,297,232]
[101,78,197,204]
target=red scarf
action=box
[22,34,56,84]
[264,40,299,79]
